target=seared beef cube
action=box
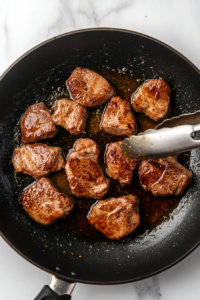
[12,143,65,180]
[138,157,193,196]
[65,138,109,199]
[101,96,136,137]
[132,79,171,122]
[20,177,74,226]
[52,98,88,135]
[88,194,140,239]
[21,102,57,143]
[67,67,115,108]
[106,141,137,186]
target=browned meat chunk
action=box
[132,79,171,122]
[65,138,109,199]
[138,157,193,196]
[12,143,65,180]
[101,96,136,137]
[52,98,88,135]
[20,177,74,226]
[106,141,137,186]
[88,194,140,239]
[67,67,115,108]
[21,102,57,143]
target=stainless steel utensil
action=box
[121,110,200,160]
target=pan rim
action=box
[0,27,199,80]
[0,231,199,285]
[0,27,200,285]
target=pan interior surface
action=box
[0,29,200,284]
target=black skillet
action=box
[0,28,200,299]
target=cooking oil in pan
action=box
[14,67,191,240]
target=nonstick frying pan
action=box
[0,28,200,299]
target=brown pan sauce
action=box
[14,67,190,239]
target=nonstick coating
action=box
[0,28,200,284]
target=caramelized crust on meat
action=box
[88,194,140,239]
[67,67,115,108]
[132,79,171,122]
[12,143,65,180]
[106,141,137,186]
[101,96,136,137]
[65,138,109,199]
[21,102,57,143]
[20,177,74,226]
[52,98,88,135]
[139,157,193,196]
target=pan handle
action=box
[34,275,76,300]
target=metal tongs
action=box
[121,111,200,160]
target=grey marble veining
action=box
[134,277,161,300]
[0,0,200,76]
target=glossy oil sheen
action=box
[14,68,191,240]
[0,29,200,284]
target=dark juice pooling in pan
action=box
[14,67,190,240]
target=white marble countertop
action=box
[0,0,200,299]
